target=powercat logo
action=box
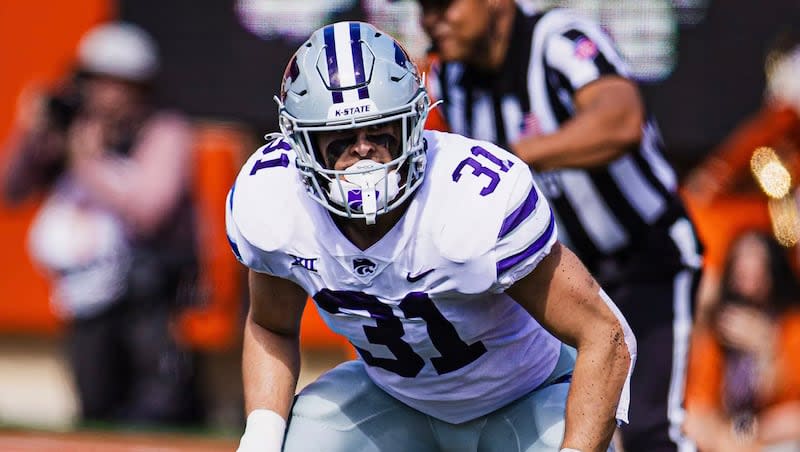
[352,258,377,277]
[328,100,377,119]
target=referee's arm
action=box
[515,76,643,171]
[513,32,644,171]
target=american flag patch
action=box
[521,112,543,137]
[574,37,598,60]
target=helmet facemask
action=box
[275,22,431,225]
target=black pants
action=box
[65,297,204,426]
[612,268,700,452]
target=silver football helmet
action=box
[276,21,430,224]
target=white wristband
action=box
[237,409,287,452]
[560,449,583,452]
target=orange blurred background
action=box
[0,1,351,356]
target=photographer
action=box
[2,22,203,426]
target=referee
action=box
[413,0,703,451]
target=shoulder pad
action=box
[419,131,531,263]
[228,138,304,253]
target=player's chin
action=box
[336,156,389,172]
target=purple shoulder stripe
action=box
[496,213,556,276]
[498,184,539,239]
[228,183,236,211]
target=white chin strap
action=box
[327,160,401,225]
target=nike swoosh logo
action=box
[406,269,434,283]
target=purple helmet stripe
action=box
[285,55,299,82]
[349,22,370,100]
[496,213,556,275]
[498,184,539,239]
[394,42,408,66]
[323,25,344,104]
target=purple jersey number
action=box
[314,290,487,378]
[250,139,291,175]
[452,146,514,195]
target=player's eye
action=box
[325,136,357,168]
[366,133,399,155]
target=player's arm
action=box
[506,242,635,452]
[237,269,308,452]
[512,25,644,171]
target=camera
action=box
[46,94,81,131]
[44,72,87,131]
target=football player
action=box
[227,21,635,452]
[414,1,704,450]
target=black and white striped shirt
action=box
[428,6,702,286]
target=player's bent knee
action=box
[289,361,376,429]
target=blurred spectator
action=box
[683,30,800,206]
[684,231,800,451]
[682,30,800,320]
[1,22,204,427]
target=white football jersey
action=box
[226,130,562,423]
